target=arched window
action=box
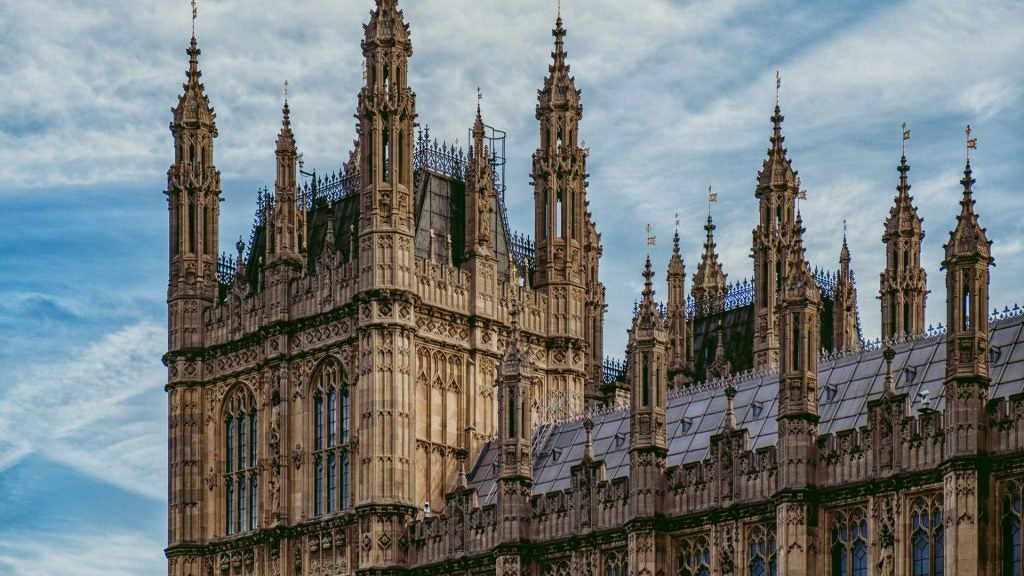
[911,495,943,576]
[312,358,352,516]
[962,272,972,330]
[749,525,777,576]
[677,534,711,576]
[831,508,868,576]
[542,560,571,576]
[1003,481,1022,576]
[605,550,627,576]
[224,387,258,535]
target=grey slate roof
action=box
[466,311,1024,506]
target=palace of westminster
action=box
[164,2,1024,575]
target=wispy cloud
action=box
[0,322,166,499]
[0,529,165,576]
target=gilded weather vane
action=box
[966,124,978,161]
[902,122,910,156]
[775,70,781,106]
[283,80,289,102]
[646,223,656,254]
[192,0,198,37]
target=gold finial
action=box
[775,70,781,106]
[191,0,198,37]
[902,122,910,156]
[675,212,680,232]
[646,223,656,253]
[477,86,482,111]
[557,0,561,18]
[283,80,289,102]
[966,124,977,160]
[707,185,717,217]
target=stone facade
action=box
[164,2,1024,575]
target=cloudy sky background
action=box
[1,0,1021,573]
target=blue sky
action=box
[0,0,1021,573]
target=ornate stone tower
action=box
[626,256,669,574]
[941,146,994,575]
[832,230,860,351]
[267,97,303,267]
[354,0,419,570]
[880,146,927,339]
[752,89,801,369]
[666,226,689,381]
[465,102,500,320]
[167,33,220,351]
[494,297,534,573]
[692,203,727,315]
[774,214,820,574]
[262,98,305,326]
[531,15,600,408]
[165,30,220,573]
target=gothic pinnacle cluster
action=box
[164,3,1020,576]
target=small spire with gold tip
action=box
[192,0,198,38]
[775,69,781,107]
[646,223,656,256]
[966,124,978,162]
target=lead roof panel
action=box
[465,313,1024,506]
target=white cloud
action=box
[0,322,167,499]
[0,529,164,576]
[0,0,1021,355]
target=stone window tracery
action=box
[604,550,627,576]
[911,494,943,576]
[224,386,258,535]
[748,525,776,576]
[1002,480,1023,576]
[677,534,711,576]
[542,559,571,576]
[313,359,351,517]
[831,507,868,576]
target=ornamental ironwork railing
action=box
[509,231,536,270]
[245,187,273,263]
[217,254,237,286]
[687,270,844,318]
[302,170,359,209]
[414,127,466,180]
[602,357,626,384]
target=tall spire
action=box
[693,187,727,313]
[667,213,688,380]
[833,222,861,351]
[759,71,798,191]
[363,0,411,52]
[752,73,802,368]
[537,11,581,115]
[880,126,926,340]
[466,89,496,257]
[268,81,301,265]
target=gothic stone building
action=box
[164,2,1024,575]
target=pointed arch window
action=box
[677,534,711,576]
[911,495,943,576]
[749,525,777,576]
[831,508,868,576]
[312,358,352,517]
[1002,481,1023,576]
[543,560,571,576]
[605,550,627,576]
[223,386,258,535]
[962,271,972,330]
